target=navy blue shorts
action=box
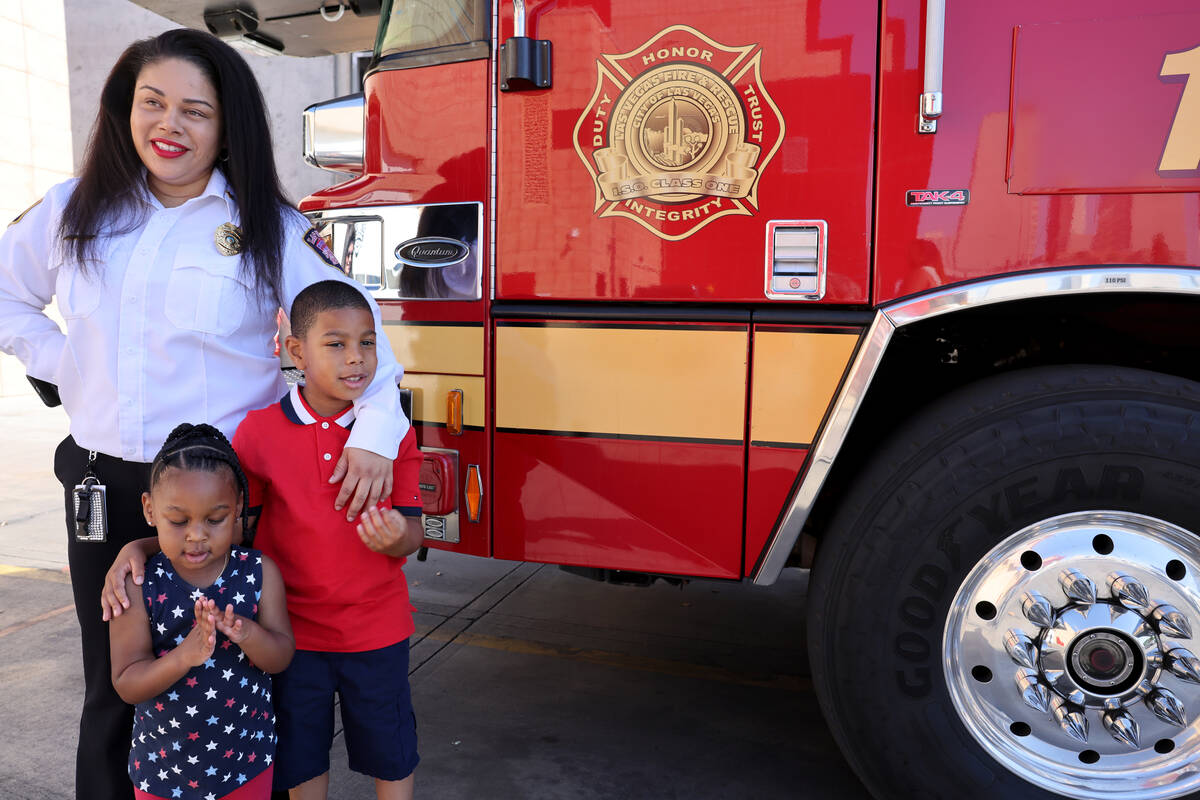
[272,639,419,789]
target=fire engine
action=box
[135,0,1200,797]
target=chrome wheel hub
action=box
[945,512,1200,799]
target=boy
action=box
[232,280,424,799]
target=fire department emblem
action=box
[573,25,785,240]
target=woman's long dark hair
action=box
[61,29,290,302]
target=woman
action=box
[0,30,406,800]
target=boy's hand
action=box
[214,603,252,645]
[330,447,393,521]
[179,599,218,667]
[101,538,155,621]
[357,506,415,556]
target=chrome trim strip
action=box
[752,312,894,584]
[751,266,1200,585]
[489,0,499,302]
[885,267,1200,328]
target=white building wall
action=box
[0,1,72,395]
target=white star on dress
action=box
[171,605,184,618]
[221,668,234,681]
[190,588,205,601]
[185,705,198,717]
[157,769,168,781]
[244,574,255,585]
[232,592,245,603]
[205,688,217,700]
[206,740,218,751]
[168,717,180,728]
[156,623,166,634]
[187,755,199,765]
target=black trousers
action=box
[54,436,153,800]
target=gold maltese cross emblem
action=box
[573,26,785,241]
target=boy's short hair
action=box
[290,280,372,339]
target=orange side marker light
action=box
[447,389,463,436]
[464,464,482,523]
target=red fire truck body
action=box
[134,0,1200,796]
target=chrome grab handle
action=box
[513,0,526,38]
[919,0,945,134]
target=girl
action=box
[109,423,294,800]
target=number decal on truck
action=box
[1159,43,1200,174]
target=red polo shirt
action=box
[232,384,422,652]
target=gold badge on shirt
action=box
[215,222,243,256]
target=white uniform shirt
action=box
[0,170,407,462]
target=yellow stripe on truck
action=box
[496,324,748,442]
[401,374,485,427]
[750,330,860,446]
[386,323,484,376]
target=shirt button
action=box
[124,447,134,456]
[323,453,332,461]
[321,422,329,429]
[127,296,137,304]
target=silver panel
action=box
[752,266,1200,585]
[305,202,483,301]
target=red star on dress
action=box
[189,781,199,789]
[186,677,198,687]
[134,759,140,770]
[247,752,256,762]
[239,552,249,561]
[155,702,164,712]
[188,732,200,741]
[159,748,167,758]
[224,749,234,758]
[225,698,236,708]
[157,593,167,603]
[221,640,233,650]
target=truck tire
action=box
[808,365,1200,799]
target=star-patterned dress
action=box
[129,547,274,800]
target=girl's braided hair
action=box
[150,423,253,544]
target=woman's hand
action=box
[101,537,158,621]
[329,446,392,521]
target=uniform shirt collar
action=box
[282,383,356,429]
[138,167,239,221]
